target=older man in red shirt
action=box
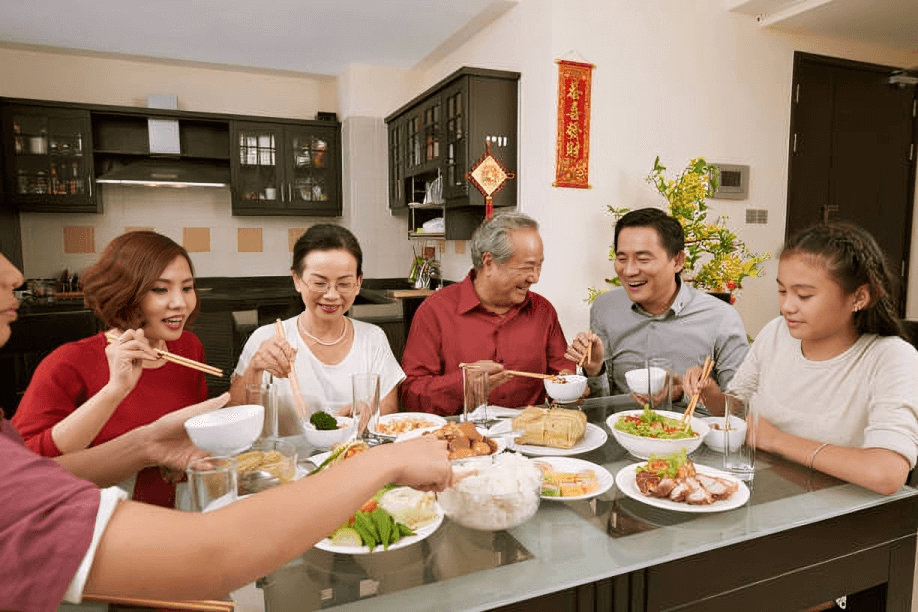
[400,212,576,415]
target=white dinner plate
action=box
[533,457,615,501]
[371,412,448,439]
[511,422,608,457]
[615,463,750,513]
[314,503,445,555]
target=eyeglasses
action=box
[303,279,358,295]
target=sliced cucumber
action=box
[330,527,363,547]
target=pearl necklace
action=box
[297,316,348,346]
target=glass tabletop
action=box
[259,395,918,612]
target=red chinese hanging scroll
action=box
[467,140,515,219]
[553,59,594,189]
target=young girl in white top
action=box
[685,222,918,495]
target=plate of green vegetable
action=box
[314,485,444,554]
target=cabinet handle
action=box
[288,183,293,202]
[89,178,93,198]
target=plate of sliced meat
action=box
[615,454,750,513]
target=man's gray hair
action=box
[470,211,539,269]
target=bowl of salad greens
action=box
[606,406,709,459]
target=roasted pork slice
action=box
[696,474,739,500]
[669,481,690,502]
[685,485,713,505]
[654,477,677,498]
[635,471,660,495]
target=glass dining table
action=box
[258,395,918,612]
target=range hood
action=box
[96,117,229,188]
[96,158,229,188]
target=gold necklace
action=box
[297,316,348,346]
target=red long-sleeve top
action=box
[12,331,208,507]
[400,272,575,415]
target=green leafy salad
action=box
[614,405,696,439]
[636,448,689,478]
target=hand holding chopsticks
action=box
[681,355,714,425]
[105,331,223,377]
[274,319,310,421]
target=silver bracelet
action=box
[807,442,830,469]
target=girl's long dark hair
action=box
[781,222,905,339]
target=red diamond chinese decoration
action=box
[466,141,515,219]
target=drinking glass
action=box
[722,393,756,482]
[247,381,277,440]
[646,357,674,414]
[352,373,382,444]
[462,364,490,426]
[186,456,238,513]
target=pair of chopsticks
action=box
[274,319,309,421]
[681,355,714,425]
[459,363,562,382]
[104,331,223,377]
[577,336,592,368]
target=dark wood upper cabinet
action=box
[1,103,98,213]
[385,67,519,239]
[1,97,341,218]
[231,119,341,217]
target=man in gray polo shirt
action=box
[570,208,749,409]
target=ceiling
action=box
[0,0,516,76]
[0,0,914,77]
[729,0,918,55]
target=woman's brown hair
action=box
[81,231,200,330]
[781,222,906,340]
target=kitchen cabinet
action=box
[231,120,341,217]
[1,103,98,213]
[386,67,519,239]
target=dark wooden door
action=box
[787,52,918,313]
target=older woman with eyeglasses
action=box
[230,224,404,418]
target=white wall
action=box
[412,0,918,338]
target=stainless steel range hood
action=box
[96,117,229,188]
[96,158,229,188]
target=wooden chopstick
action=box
[681,355,714,425]
[504,369,559,380]
[104,331,223,377]
[578,336,592,368]
[274,319,309,421]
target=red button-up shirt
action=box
[400,271,575,415]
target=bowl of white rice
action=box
[437,453,541,531]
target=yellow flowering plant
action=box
[589,156,770,303]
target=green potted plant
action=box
[589,156,770,304]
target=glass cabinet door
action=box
[287,127,330,208]
[3,105,97,212]
[233,123,282,208]
[421,96,442,166]
[388,118,407,211]
[442,84,467,200]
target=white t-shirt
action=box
[235,316,405,417]
[64,486,129,603]
[727,316,918,468]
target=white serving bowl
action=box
[606,409,709,460]
[438,454,541,531]
[701,415,747,453]
[302,415,355,450]
[184,404,264,456]
[624,367,668,395]
[544,374,588,404]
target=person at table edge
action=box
[569,207,749,408]
[401,212,576,415]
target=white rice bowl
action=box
[438,453,541,531]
